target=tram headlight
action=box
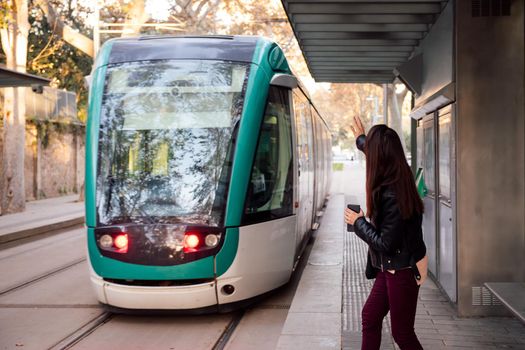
[99,234,113,248]
[205,234,219,247]
[98,232,128,253]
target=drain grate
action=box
[472,286,502,306]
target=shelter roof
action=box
[281,0,448,83]
[0,66,51,88]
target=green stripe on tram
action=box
[216,39,291,276]
[85,40,114,227]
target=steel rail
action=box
[0,257,86,296]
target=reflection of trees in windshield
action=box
[96,60,248,226]
[100,126,232,226]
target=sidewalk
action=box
[0,195,84,244]
[277,161,525,350]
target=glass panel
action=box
[438,115,451,199]
[423,124,435,192]
[97,60,249,226]
[243,86,293,224]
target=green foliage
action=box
[28,117,84,149]
[26,2,93,123]
[332,162,344,171]
[0,2,13,29]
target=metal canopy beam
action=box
[318,78,394,83]
[308,56,406,61]
[303,45,414,52]
[312,65,400,73]
[314,69,393,74]
[287,3,442,14]
[301,39,419,46]
[297,31,425,39]
[306,51,410,57]
[282,0,447,83]
[285,0,443,2]
[296,23,430,32]
[292,14,436,23]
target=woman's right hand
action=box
[350,116,366,138]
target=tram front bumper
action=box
[90,274,217,310]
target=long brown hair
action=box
[364,125,423,221]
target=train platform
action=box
[0,195,84,245]
[277,161,525,350]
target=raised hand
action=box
[349,116,366,138]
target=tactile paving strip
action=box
[342,216,396,349]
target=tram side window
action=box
[242,86,293,225]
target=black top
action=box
[354,134,426,279]
[108,36,259,64]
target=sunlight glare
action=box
[146,0,172,21]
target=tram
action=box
[85,35,332,311]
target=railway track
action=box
[0,224,314,349]
[47,308,246,350]
[0,234,248,350]
[49,312,114,350]
[212,311,245,350]
[0,257,86,296]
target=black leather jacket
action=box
[354,134,426,280]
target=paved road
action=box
[0,226,311,350]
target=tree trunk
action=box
[121,0,149,37]
[0,0,30,214]
[386,83,409,152]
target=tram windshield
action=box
[96,60,249,226]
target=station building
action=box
[281,0,524,316]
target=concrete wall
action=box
[1,86,83,209]
[24,123,85,201]
[455,0,525,316]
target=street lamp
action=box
[366,95,380,124]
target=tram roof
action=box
[107,35,262,65]
[280,0,448,83]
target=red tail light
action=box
[184,233,200,252]
[114,234,128,253]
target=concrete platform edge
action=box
[276,194,344,350]
[0,216,85,244]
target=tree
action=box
[119,0,149,37]
[0,0,30,214]
[34,0,93,57]
[27,1,93,122]
[386,82,409,151]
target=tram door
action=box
[292,91,315,252]
[422,114,438,276]
[437,105,457,302]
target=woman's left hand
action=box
[344,208,365,225]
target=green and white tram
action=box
[86,35,332,311]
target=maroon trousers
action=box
[361,269,423,350]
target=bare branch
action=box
[34,0,93,57]
[195,0,220,28]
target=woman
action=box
[345,116,427,350]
